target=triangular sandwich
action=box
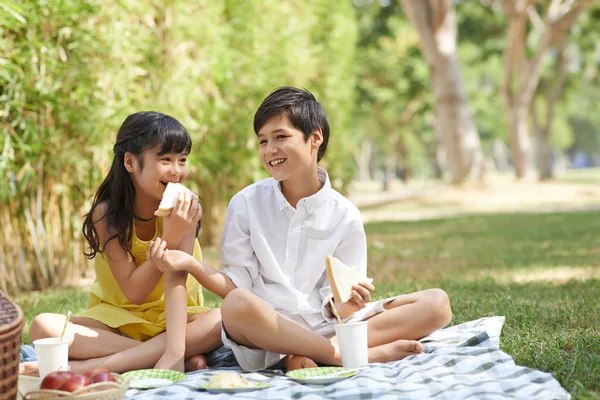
[325,255,373,304]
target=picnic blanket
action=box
[123,316,571,399]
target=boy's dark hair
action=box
[254,87,330,162]
[82,111,193,259]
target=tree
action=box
[400,0,484,184]
[498,0,592,178]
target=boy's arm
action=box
[319,219,368,320]
[218,193,260,291]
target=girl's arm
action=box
[148,238,237,299]
[94,205,164,305]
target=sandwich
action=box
[206,372,249,389]
[325,255,373,304]
[154,182,192,216]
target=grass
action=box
[18,210,600,399]
[557,168,600,185]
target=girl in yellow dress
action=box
[26,111,222,374]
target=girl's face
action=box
[125,145,189,203]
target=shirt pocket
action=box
[295,238,339,293]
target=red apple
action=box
[82,367,110,379]
[90,371,116,384]
[40,371,74,390]
[57,375,91,392]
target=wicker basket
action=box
[23,373,129,400]
[0,290,24,400]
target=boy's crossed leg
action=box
[221,288,451,370]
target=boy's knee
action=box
[29,313,60,341]
[429,289,452,327]
[222,289,258,322]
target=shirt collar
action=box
[272,167,331,214]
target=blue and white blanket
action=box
[120,316,570,399]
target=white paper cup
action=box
[334,321,368,368]
[33,337,69,379]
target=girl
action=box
[23,111,222,374]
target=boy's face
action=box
[257,114,322,182]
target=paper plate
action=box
[198,382,272,394]
[285,367,359,384]
[121,369,186,389]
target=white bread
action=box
[206,372,249,388]
[154,182,192,216]
[325,255,373,304]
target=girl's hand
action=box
[147,237,196,273]
[336,280,375,318]
[162,191,202,244]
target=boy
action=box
[148,87,452,372]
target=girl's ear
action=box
[124,152,136,173]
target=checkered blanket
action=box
[123,316,570,399]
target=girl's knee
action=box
[29,313,61,341]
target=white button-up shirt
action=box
[220,167,367,327]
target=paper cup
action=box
[334,321,368,368]
[33,337,69,379]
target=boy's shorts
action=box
[221,296,398,372]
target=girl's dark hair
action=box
[82,111,192,259]
[253,86,330,162]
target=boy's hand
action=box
[147,237,196,273]
[335,280,375,319]
[162,192,202,244]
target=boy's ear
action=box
[124,152,136,173]
[311,128,323,149]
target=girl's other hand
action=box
[147,237,195,273]
[163,191,202,243]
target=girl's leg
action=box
[154,271,189,371]
[71,309,222,374]
[221,289,424,367]
[29,314,141,359]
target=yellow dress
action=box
[78,217,209,341]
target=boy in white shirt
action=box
[148,87,452,372]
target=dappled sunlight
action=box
[476,266,600,284]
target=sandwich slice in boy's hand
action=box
[155,182,192,216]
[325,255,373,304]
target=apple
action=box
[40,371,74,390]
[82,367,109,379]
[57,374,91,392]
[90,371,116,384]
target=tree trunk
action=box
[401,0,484,184]
[508,104,531,178]
[536,128,553,180]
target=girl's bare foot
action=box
[283,355,318,372]
[184,355,207,372]
[19,361,40,377]
[154,351,185,372]
[368,339,423,363]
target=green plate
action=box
[198,382,272,394]
[121,369,187,389]
[285,367,359,385]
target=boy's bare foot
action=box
[18,361,40,377]
[154,352,185,372]
[184,355,207,372]
[283,355,318,372]
[368,339,423,363]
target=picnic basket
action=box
[23,373,129,400]
[0,290,24,400]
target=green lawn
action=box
[18,210,600,399]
